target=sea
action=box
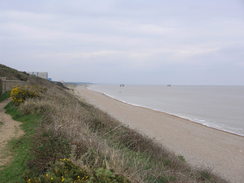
[88,85,244,136]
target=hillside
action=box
[0,64,228,183]
[0,64,28,81]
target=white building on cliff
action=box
[28,72,48,79]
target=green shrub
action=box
[25,159,131,183]
[177,155,185,162]
[198,169,212,181]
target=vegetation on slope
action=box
[0,64,228,183]
[0,64,28,81]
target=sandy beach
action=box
[74,86,244,183]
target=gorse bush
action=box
[10,86,37,105]
[25,159,89,183]
[25,159,131,183]
[10,86,46,105]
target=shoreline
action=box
[89,87,244,138]
[74,85,244,183]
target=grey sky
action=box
[0,0,244,84]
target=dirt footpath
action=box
[0,100,23,167]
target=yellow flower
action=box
[61,176,65,182]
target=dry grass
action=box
[19,83,228,183]
[0,63,228,182]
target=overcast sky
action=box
[0,0,244,84]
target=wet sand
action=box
[74,86,244,183]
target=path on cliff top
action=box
[0,99,23,168]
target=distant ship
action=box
[167,84,172,87]
[120,84,125,87]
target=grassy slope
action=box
[0,64,228,183]
[0,102,41,183]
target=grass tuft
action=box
[177,155,186,162]
[198,169,213,181]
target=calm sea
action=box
[88,85,244,136]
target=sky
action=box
[0,0,244,85]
